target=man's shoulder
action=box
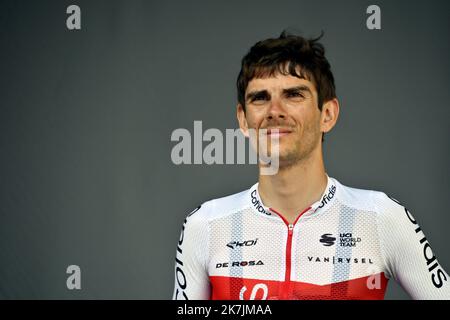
[333,178,405,215]
[185,184,255,222]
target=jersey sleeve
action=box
[172,204,211,300]
[374,192,450,299]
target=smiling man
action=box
[173,31,450,300]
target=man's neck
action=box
[258,148,328,224]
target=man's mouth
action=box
[264,128,292,138]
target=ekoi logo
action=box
[227,238,258,249]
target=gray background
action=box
[0,0,449,299]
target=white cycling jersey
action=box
[173,176,450,300]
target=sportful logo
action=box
[320,234,336,246]
[250,190,271,216]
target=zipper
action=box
[288,224,294,235]
[270,207,311,299]
[283,223,294,299]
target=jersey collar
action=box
[248,175,338,219]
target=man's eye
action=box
[287,92,304,98]
[252,96,267,102]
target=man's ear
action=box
[237,104,249,137]
[320,98,340,134]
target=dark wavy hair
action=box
[236,31,336,111]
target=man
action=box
[173,31,450,300]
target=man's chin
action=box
[270,151,299,167]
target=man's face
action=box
[237,72,325,168]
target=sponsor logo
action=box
[307,256,374,264]
[174,205,202,300]
[389,196,448,288]
[320,234,336,246]
[318,184,336,209]
[227,238,258,249]
[403,205,448,289]
[250,190,271,216]
[339,233,362,247]
[216,260,264,268]
[320,233,361,247]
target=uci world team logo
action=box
[320,233,362,247]
[320,234,336,246]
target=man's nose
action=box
[267,97,286,120]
